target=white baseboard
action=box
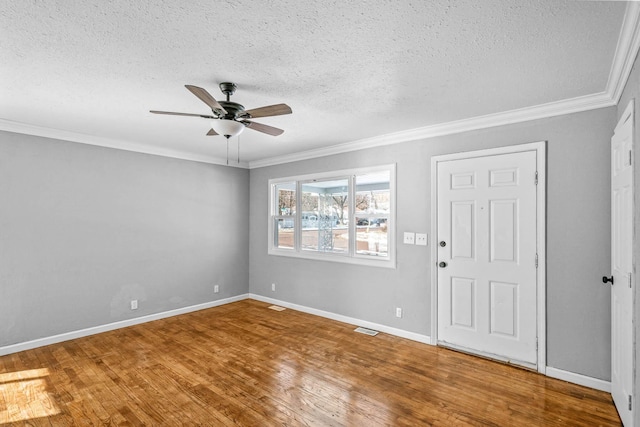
[0,293,613,395]
[249,293,432,345]
[545,367,611,393]
[0,294,249,356]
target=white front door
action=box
[611,101,634,427]
[436,150,538,367]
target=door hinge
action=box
[629,394,632,411]
[534,171,538,185]
[535,253,538,268]
[630,150,633,166]
[630,272,633,289]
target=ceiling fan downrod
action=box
[219,82,237,102]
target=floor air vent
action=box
[268,305,286,311]
[354,327,379,336]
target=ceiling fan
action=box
[150,82,292,139]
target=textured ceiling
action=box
[0,1,630,166]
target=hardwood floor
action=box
[0,299,621,426]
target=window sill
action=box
[268,248,396,269]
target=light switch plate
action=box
[403,232,415,245]
[415,233,428,246]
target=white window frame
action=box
[268,164,396,268]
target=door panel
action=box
[490,200,517,262]
[489,168,518,187]
[490,281,518,337]
[451,202,475,259]
[437,151,537,366]
[451,277,475,329]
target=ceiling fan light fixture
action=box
[211,119,245,137]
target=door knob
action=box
[602,276,614,285]
[439,262,447,268]
[439,241,446,247]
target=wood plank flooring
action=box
[0,299,621,426]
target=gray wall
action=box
[617,48,640,426]
[0,131,250,347]
[250,107,616,381]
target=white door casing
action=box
[431,142,546,373]
[611,100,634,427]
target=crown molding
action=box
[0,119,249,169]
[607,1,640,103]
[249,91,614,169]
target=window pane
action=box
[273,182,296,250]
[355,171,390,215]
[275,182,296,215]
[301,178,349,253]
[274,218,294,249]
[355,217,388,257]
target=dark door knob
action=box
[439,241,446,247]
[439,262,447,268]
[602,276,614,285]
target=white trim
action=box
[430,141,547,374]
[616,98,635,133]
[0,294,249,356]
[430,155,439,347]
[250,92,612,169]
[545,367,612,393]
[608,2,640,104]
[249,293,432,345]
[536,143,547,375]
[0,119,249,169]
[267,249,396,269]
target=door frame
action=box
[430,141,547,374]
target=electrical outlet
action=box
[415,233,428,246]
[130,300,138,310]
[403,232,415,245]
[395,307,403,318]
[214,285,219,293]
[271,283,276,292]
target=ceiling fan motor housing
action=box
[217,101,246,120]
[217,82,249,120]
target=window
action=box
[268,165,395,267]
[272,182,296,250]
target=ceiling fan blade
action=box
[243,120,284,136]
[185,85,227,114]
[150,110,216,119]
[244,103,292,119]
[206,128,218,136]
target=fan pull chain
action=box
[226,136,229,165]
